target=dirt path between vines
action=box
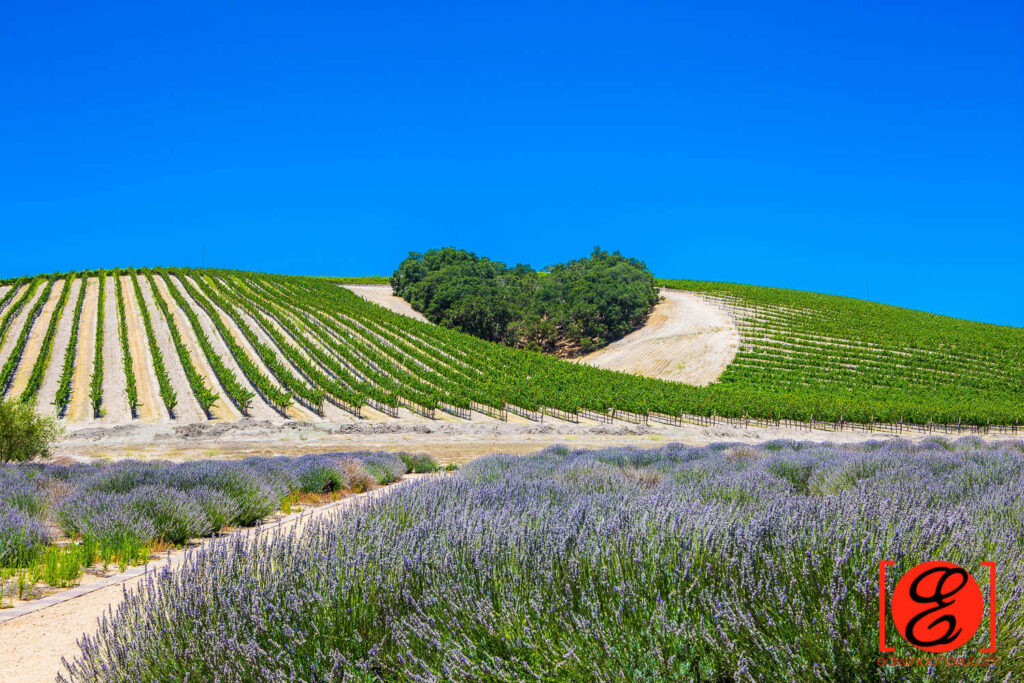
[95,276,130,425]
[151,275,240,422]
[37,278,82,418]
[135,276,206,422]
[0,477,422,683]
[67,278,98,423]
[121,275,164,423]
[578,289,740,385]
[7,280,64,399]
[343,284,430,323]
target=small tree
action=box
[0,400,61,462]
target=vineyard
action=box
[0,269,1020,428]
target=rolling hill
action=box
[0,269,1020,428]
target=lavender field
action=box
[0,451,425,596]
[55,438,1024,682]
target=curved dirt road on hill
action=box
[343,284,430,323]
[578,289,740,385]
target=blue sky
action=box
[1,1,1021,326]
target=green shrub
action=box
[0,400,61,463]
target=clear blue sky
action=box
[2,1,1021,326]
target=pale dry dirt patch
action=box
[343,284,430,323]
[578,288,740,385]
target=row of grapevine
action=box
[169,272,293,414]
[154,271,256,414]
[89,272,106,417]
[0,279,55,396]
[212,275,363,413]
[19,277,72,403]
[3,267,1017,427]
[191,273,322,414]
[113,272,139,417]
[54,276,87,415]
[0,280,41,350]
[0,279,29,315]
[127,272,178,417]
[237,279,394,415]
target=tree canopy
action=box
[391,247,658,356]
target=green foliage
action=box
[6,266,1021,427]
[90,272,106,417]
[19,278,72,404]
[392,247,658,355]
[113,271,139,416]
[397,452,440,473]
[0,279,55,396]
[53,275,87,414]
[0,400,60,463]
[128,271,178,416]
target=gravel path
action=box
[150,274,240,422]
[135,275,206,422]
[67,278,98,423]
[37,278,83,417]
[121,275,165,423]
[95,275,130,425]
[7,280,64,399]
[165,273,280,421]
[0,478,421,683]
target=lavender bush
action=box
[61,439,1024,682]
[0,450,411,570]
[0,501,49,566]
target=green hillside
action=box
[1,270,1020,426]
